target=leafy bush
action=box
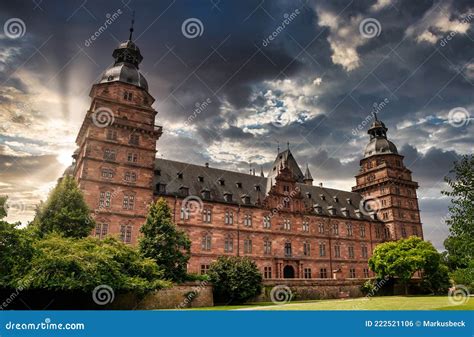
[451,261,474,292]
[207,256,262,304]
[16,234,168,293]
[360,280,376,295]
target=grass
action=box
[189,296,474,311]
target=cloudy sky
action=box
[0,0,472,250]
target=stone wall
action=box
[108,282,213,310]
[253,279,367,302]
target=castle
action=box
[66,30,423,280]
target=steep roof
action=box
[153,158,376,221]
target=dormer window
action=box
[241,195,251,205]
[306,192,312,199]
[254,185,261,191]
[236,182,242,188]
[333,196,339,203]
[346,198,352,205]
[218,178,225,186]
[355,209,362,218]
[341,208,349,217]
[156,183,166,194]
[177,172,183,179]
[313,204,322,214]
[224,192,232,202]
[155,169,161,176]
[201,189,210,200]
[320,194,326,201]
[328,206,336,215]
[198,176,204,182]
[179,186,189,197]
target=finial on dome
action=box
[129,10,135,41]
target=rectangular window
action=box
[304,242,311,256]
[401,226,407,238]
[283,219,291,230]
[127,153,138,163]
[201,235,211,251]
[302,220,309,232]
[363,268,370,278]
[318,223,325,234]
[348,246,355,259]
[346,223,353,237]
[106,129,117,140]
[101,168,113,179]
[349,268,356,278]
[180,207,190,220]
[225,210,234,225]
[264,266,272,279]
[224,236,233,253]
[319,268,328,279]
[360,224,366,237]
[129,134,139,145]
[120,225,132,243]
[332,223,339,235]
[95,223,108,239]
[263,215,271,228]
[244,239,252,254]
[103,149,116,161]
[122,195,134,210]
[200,264,210,275]
[319,242,326,257]
[375,226,381,238]
[412,226,418,236]
[361,245,368,258]
[284,242,292,257]
[304,268,312,279]
[264,240,272,254]
[203,208,212,223]
[244,214,252,227]
[334,245,341,258]
[99,191,112,208]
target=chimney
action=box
[205,162,209,168]
[319,182,323,187]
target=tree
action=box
[18,234,168,293]
[442,155,474,269]
[0,222,34,287]
[32,175,94,238]
[0,195,7,219]
[139,198,191,282]
[369,236,449,294]
[207,256,263,304]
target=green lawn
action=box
[190,296,474,311]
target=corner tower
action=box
[352,117,423,240]
[73,25,162,244]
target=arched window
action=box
[201,233,212,251]
[224,234,233,253]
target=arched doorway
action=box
[283,265,295,279]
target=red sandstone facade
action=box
[69,35,424,281]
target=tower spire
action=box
[129,10,135,41]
